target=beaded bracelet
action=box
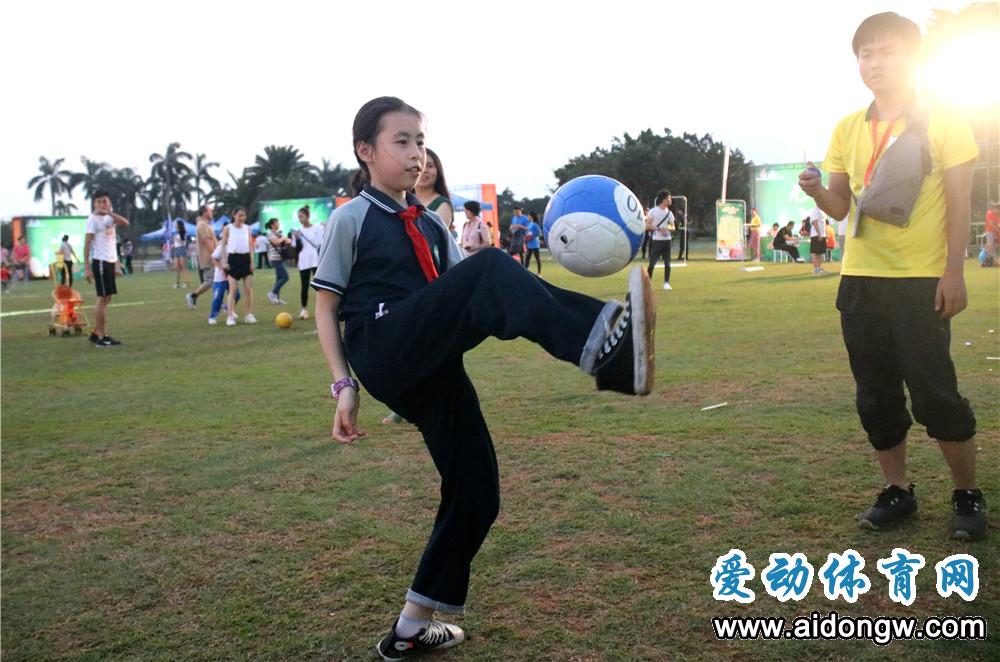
[331,377,360,399]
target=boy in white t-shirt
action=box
[84,190,129,346]
[807,207,828,275]
[207,244,240,325]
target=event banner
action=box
[752,162,828,229]
[24,216,89,278]
[255,197,335,235]
[715,200,746,260]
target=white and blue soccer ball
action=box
[543,175,645,277]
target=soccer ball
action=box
[275,312,293,329]
[543,175,645,277]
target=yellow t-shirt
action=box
[823,103,978,277]
[749,212,761,229]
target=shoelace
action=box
[953,491,984,515]
[598,301,632,359]
[874,485,910,508]
[418,622,452,646]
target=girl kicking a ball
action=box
[312,96,656,660]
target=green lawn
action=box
[3,243,998,661]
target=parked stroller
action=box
[48,284,89,337]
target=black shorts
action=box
[837,276,976,449]
[810,237,827,255]
[227,253,252,280]
[92,260,117,297]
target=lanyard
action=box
[864,116,897,187]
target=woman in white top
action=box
[219,207,256,326]
[171,220,191,288]
[293,205,324,320]
[59,234,80,286]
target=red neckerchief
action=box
[397,205,438,282]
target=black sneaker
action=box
[859,484,917,530]
[88,333,100,344]
[95,336,122,347]
[951,489,988,541]
[584,266,655,395]
[376,619,465,660]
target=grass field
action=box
[3,242,998,661]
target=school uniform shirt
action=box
[311,186,463,323]
[526,222,542,250]
[86,214,118,262]
[648,207,674,241]
[254,235,268,254]
[823,101,978,277]
[296,224,324,270]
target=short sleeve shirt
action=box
[311,186,464,323]
[86,214,117,263]
[296,224,325,271]
[824,102,979,277]
[648,207,674,241]
[196,220,215,267]
[526,222,542,249]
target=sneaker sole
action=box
[858,510,917,531]
[628,266,655,395]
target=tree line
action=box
[27,130,750,238]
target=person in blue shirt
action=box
[312,96,657,660]
[524,211,543,273]
[508,206,528,263]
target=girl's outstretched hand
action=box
[332,388,365,444]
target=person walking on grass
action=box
[171,220,191,288]
[645,189,675,290]
[58,234,79,286]
[84,189,129,346]
[294,205,324,320]
[265,218,291,306]
[219,207,257,326]
[524,211,543,274]
[312,97,655,660]
[186,206,217,309]
[799,11,986,540]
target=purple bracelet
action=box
[331,377,359,399]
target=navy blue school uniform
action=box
[312,185,606,614]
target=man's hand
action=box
[798,161,824,199]
[935,267,968,319]
[85,267,93,283]
[332,388,365,444]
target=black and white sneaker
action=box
[88,332,101,344]
[581,266,655,395]
[951,489,988,541]
[859,484,917,530]
[185,292,196,309]
[95,336,122,347]
[375,619,465,660]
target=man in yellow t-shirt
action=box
[186,205,218,309]
[749,208,762,262]
[799,12,986,541]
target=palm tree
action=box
[109,167,146,221]
[149,142,194,218]
[27,156,74,214]
[189,153,221,209]
[319,159,355,197]
[247,145,318,186]
[53,200,78,216]
[69,157,111,201]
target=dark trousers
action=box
[778,245,801,261]
[647,239,671,283]
[257,253,268,269]
[300,267,316,307]
[344,248,604,611]
[676,232,688,260]
[641,231,651,259]
[838,277,976,450]
[60,261,73,286]
[524,248,541,273]
[124,257,132,275]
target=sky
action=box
[0,0,981,217]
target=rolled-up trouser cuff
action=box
[406,589,465,615]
